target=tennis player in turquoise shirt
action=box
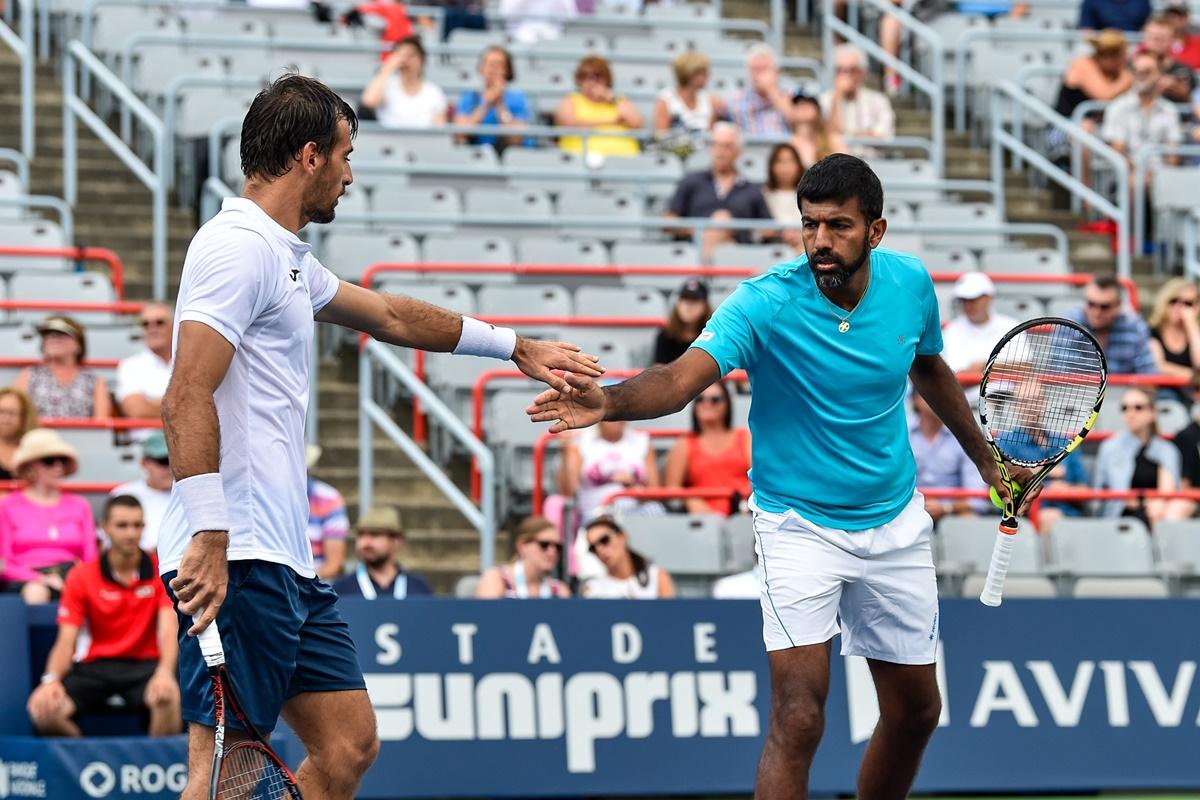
[528,154,1038,800]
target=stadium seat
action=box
[1156,399,1190,436]
[875,160,940,202]
[1072,577,1170,598]
[380,282,476,315]
[557,192,644,239]
[465,187,554,221]
[0,325,41,359]
[61,436,143,484]
[722,514,757,573]
[478,285,573,318]
[920,246,978,272]
[0,171,22,219]
[710,243,794,269]
[611,241,697,268]
[321,230,420,282]
[916,202,1004,249]
[622,514,727,575]
[883,200,916,226]
[979,248,1068,276]
[991,295,1045,321]
[454,575,481,598]
[1154,521,1200,579]
[504,149,584,192]
[87,325,143,360]
[176,87,254,138]
[1093,386,1127,433]
[422,234,516,281]
[0,219,69,271]
[1046,518,1155,576]
[333,185,373,218]
[9,273,116,324]
[1044,296,1084,317]
[961,574,1057,598]
[574,286,668,318]
[517,237,609,266]
[936,516,1043,576]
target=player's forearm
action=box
[161,382,221,480]
[376,295,473,352]
[910,356,993,470]
[603,363,702,422]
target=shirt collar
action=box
[99,549,154,585]
[221,197,312,259]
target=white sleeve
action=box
[114,356,136,402]
[177,229,276,350]
[307,259,340,315]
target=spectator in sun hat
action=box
[306,444,349,580]
[0,428,96,603]
[13,315,112,420]
[332,506,432,598]
[110,431,173,552]
[939,273,1018,374]
[653,279,714,365]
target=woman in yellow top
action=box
[555,55,644,159]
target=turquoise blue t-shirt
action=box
[690,248,943,530]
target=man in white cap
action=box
[940,273,1017,375]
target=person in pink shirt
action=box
[0,428,97,603]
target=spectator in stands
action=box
[729,44,801,136]
[820,45,895,148]
[332,506,432,598]
[940,273,1018,374]
[306,445,348,580]
[711,559,761,599]
[109,431,172,552]
[558,415,661,526]
[580,516,675,598]
[790,95,845,169]
[1172,373,1200,490]
[653,279,713,365]
[25,496,180,737]
[1148,278,1200,401]
[653,51,728,139]
[0,429,96,604]
[908,392,987,522]
[115,303,172,424]
[1101,51,1184,170]
[663,381,751,516]
[1053,29,1132,135]
[0,388,38,480]
[13,316,112,420]
[455,46,532,152]
[1094,386,1190,524]
[1163,3,1200,69]
[361,35,448,129]
[555,55,644,159]
[1078,0,1150,32]
[763,143,804,230]
[1068,275,1158,374]
[498,0,576,44]
[665,122,776,261]
[476,515,571,598]
[1138,14,1197,103]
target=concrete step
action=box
[317,437,428,470]
[319,381,362,412]
[402,527,510,564]
[343,494,475,530]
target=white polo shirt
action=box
[940,311,1018,373]
[115,348,172,404]
[159,197,341,579]
[111,478,171,552]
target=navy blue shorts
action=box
[163,560,365,734]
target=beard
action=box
[808,239,870,290]
[307,196,338,225]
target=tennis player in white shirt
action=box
[159,74,603,800]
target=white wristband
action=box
[176,473,230,536]
[453,316,517,360]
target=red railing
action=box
[38,418,162,430]
[360,262,763,288]
[0,358,119,370]
[0,246,127,299]
[0,481,123,494]
[0,300,143,315]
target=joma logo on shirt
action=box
[289,269,300,281]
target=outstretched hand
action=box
[512,337,604,393]
[526,372,607,434]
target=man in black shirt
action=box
[665,122,776,261]
[332,507,433,599]
[1173,375,1200,490]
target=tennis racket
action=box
[977,316,1107,607]
[195,621,302,800]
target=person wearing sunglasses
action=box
[0,429,96,603]
[1148,278,1200,403]
[476,516,570,598]
[116,302,174,431]
[579,517,675,600]
[1093,387,1190,524]
[1068,275,1159,375]
[110,431,173,552]
[664,380,751,516]
[555,55,644,160]
[0,388,39,480]
[13,315,112,421]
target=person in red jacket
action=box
[26,495,181,737]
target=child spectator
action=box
[0,429,96,603]
[476,516,570,598]
[26,495,180,737]
[331,506,432,598]
[580,516,675,598]
[13,316,112,420]
[361,35,448,129]
[0,387,38,479]
[663,381,751,516]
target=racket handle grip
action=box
[193,617,225,668]
[979,522,1018,608]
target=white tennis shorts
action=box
[752,491,939,665]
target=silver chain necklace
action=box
[816,270,871,333]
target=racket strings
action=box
[217,745,292,800]
[984,323,1104,464]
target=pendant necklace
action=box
[818,270,871,334]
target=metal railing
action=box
[1183,208,1200,278]
[0,148,29,190]
[823,0,945,175]
[1132,143,1200,258]
[0,12,35,159]
[991,81,1130,278]
[360,339,498,571]
[63,40,168,300]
